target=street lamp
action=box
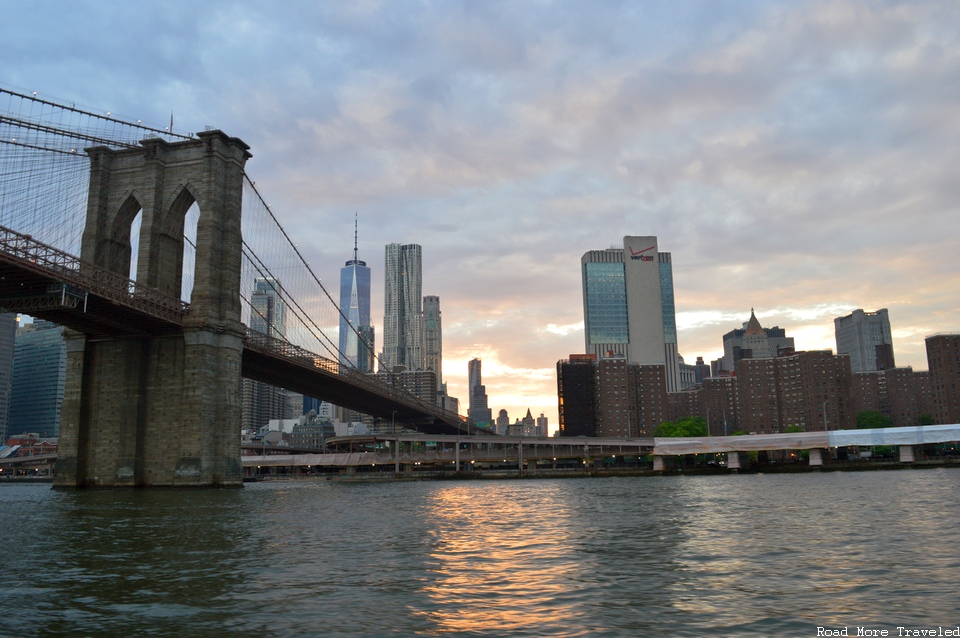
[822,400,828,431]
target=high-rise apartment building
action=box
[467,358,492,425]
[925,334,960,424]
[423,295,442,389]
[556,353,666,437]
[243,277,297,430]
[8,320,66,439]
[383,243,423,371]
[0,313,17,441]
[339,221,373,373]
[734,350,854,434]
[835,308,895,373]
[851,367,927,427]
[581,236,681,392]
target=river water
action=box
[2,470,958,637]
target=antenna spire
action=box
[353,212,359,262]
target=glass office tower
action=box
[7,320,66,439]
[581,236,681,392]
[339,222,372,372]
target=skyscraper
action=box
[721,309,795,371]
[339,219,373,373]
[467,358,492,425]
[422,295,442,389]
[0,313,17,441]
[581,235,682,392]
[250,277,286,339]
[7,319,66,439]
[835,308,895,373]
[383,243,423,371]
[243,277,296,429]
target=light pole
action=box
[822,400,828,431]
[392,410,397,435]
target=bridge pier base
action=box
[55,327,244,488]
[899,445,916,463]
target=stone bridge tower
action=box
[55,131,251,487]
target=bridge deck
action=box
[0,225,471,435]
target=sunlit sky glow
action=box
[5,1,959,432]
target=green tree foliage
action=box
[655,416,708,437]
[918,414,936,426]
[856,410,893,429]
[784,425,803,433]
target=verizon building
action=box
[581,235,681,392]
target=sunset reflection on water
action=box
[414,483,590,635]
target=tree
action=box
[856,410,893,429]
[784,425,803,433]
[918,414,935,426]
[655,416,707,437]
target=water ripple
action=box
[1,470,959,635]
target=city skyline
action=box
[3,1,959,431]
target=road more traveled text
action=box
[817,628,960,637]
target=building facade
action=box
[243,277,297,430]
[338,221,373,373]
[495,408,509,436]
[7,320,66,439]
[0,313,17,441]
[536,412,549,437]
[557,353,667,438]
[376,368,438,410]
[926,334,960,424]
[720,309,795,372]
[581,236,681,392]
[467,358,492,425]
[557,355,597,437]
[423,295,442,390]
[835,308,895,373]
[382,243,423,371]
[851,367,929,427]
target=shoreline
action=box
[245,458,960,483]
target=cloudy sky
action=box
[4,1,959,431]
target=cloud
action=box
[4,0,959,432]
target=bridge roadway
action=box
[0,225,473,435]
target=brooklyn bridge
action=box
[0,88,478,488]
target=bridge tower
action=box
[54,131,251,487]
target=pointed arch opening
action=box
[181,201,200,304]
[149,187,200,303]
[107,193,143,282]
[129,209,143,284]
